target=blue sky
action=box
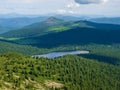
[0,0,120,16]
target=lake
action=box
[32,50,89,58]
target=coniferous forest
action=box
[0,52,120,90]
[0,14,120,90]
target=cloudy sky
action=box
[0,0,120,16]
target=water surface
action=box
[32,50,89,58]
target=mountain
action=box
[0,13,47,18]
[54,15,88,21]
[54,14,105,21]
[90,17,120,25]
[14,26,120,48]
[0,25,9,34]
[0,16,47,33]
[0,16,120,90]
[1,15,120,35]
[0,17,72,38]
[2,17,120,38]
[1,17,120,48]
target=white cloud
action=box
[2,0,41,4]
[57,9,67,14]
[74,0,108,4]
[57,9,76,14]
[0,0,66,14]
[68,10,75,14]
[67,3,80,8]
[0,0,119,16]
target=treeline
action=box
[0,52,119,90]
[14,27,120,48]
[0,41,120,65]
[0,40,49,55]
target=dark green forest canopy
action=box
[1,18,120,39]
[0,17,120,89]
[0,52,119,90]
[0,40,120,65]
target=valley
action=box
[0,16,120,90]
[0,0,120,89]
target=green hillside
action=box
[0,40,49,55]
[1,17,120,39]
[0,39,120,65]
[0,17,71,38]
[1,17,120,66]
[0,16,120,90]
[0,17,104,38]
[14,26,120,49]
[0,52,119,90]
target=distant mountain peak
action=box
[44,16,63,24]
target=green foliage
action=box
[0,52,119,90]
[48,26,70,32]
[0,17,120,90]
[2,17,120,39]
[0,17,71,38]
[0,40,120,65]
[0,40,50,55]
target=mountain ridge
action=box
[90,17,120,25]
[1,17,120,38]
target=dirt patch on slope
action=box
[44,80,64,89]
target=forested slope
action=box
[14,27,120,48]
[0,52,119,90]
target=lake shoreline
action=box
[32,50,90,58]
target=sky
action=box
[0,0,120,17]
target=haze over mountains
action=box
[0,16,120,48]
[0,15,120,55]
[0,14,120,34]
[0,14,120,90]
[90,17,120,25]
[0,17,48,34]
[0,0,120,89]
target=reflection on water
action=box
[32,50,89,58]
